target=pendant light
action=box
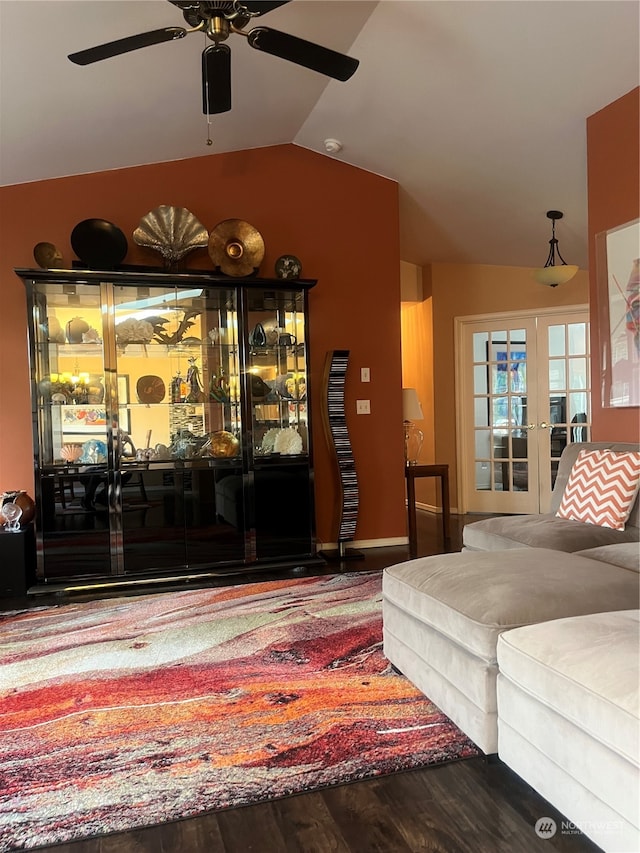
[531,210,579,287]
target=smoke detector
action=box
[324,138,343,154]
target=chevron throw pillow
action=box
[556,449,640,530]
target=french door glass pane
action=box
[475,430,491,457]
[473,331,489,360]
[568,322,587,355]
[474,398,489,427]
[569,357,588,389]
[549,325,565,357]
[474,365,488,394]
[475,461,490,490]
[549,358,566,390]
[569,391,589,421]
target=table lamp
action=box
[402,387,424,465]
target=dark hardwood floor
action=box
[6,511,599,853]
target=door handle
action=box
[527,423,535,430]
[539,422,548,429]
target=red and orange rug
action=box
[0,571,479,850]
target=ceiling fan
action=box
[68,0,359,115]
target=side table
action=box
[0,525,36,598]
[405,464,450,558]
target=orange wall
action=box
[0,144,406,545]
[587,87,640,441]
[419,263,589,507]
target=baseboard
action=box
[316,536,407,552]
[414,501,460,515]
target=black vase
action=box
[249,323,267,347]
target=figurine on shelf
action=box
[152,309,201,345]
[209,367,230,403]
[186,356,205,403]
[1,502,23,532]
[171,371,187,403]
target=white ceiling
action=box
[1,0,638,269]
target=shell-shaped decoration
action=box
[133,206,209,263]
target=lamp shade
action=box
[402,387,423,421]
[531,264,579,287]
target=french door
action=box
[455,306,590,514]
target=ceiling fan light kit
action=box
[531,210,579,287]
[67,1,359,116]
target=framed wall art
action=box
[596,218,640,407]
[61,406,107,433]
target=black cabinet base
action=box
[25,553,328,597]
[0,526,36,598]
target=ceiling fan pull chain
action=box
[206,115,214,147]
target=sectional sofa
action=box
[382,442,639,852]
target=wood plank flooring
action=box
[5,511,600,852]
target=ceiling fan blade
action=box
[68,27,187,65]
[239,1,291,14]
[246,27,358,81]
[202,44,232,114]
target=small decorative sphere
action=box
[209,430,240,458]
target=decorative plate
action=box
[275,254,302,280]
[208,219,265,277]
[71,219,128,268]
[136,375,166,404]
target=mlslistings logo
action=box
[535,817,557,839]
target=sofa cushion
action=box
[382,549,639,662]
[463,512,639,552]
[575,543,640,572]
[549,442,640,530]
[556,449,640,530]
[497,610,640,768]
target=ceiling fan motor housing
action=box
[69,0,358,117]
[176,1,251,30]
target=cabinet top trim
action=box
[14,267,318,290]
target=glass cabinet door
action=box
[112,283,246,573]
[245,287,309,458]
[244,287,314,559]
[31,280,111,579]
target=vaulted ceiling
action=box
[1,1,638,269]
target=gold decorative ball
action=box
[209,430,240,458]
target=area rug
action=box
[0,571,479,851]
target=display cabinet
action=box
[16,268,320,588]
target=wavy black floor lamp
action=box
[319,350,364,561]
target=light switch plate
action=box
[361,367,370,382]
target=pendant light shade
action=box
[531,210,579,287]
